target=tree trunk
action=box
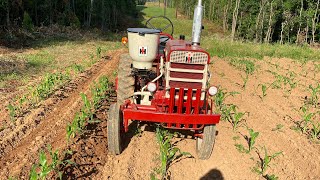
[306,22,309,43]
[231,0,241,41]
[88,0,94,27]
[296,0,303,44]
[312,0,320,44]
[255,0,264,42]
[280,22,284,44]
[6,0,10,27]
[265,1,273,43]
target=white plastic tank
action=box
[127,28,160,69]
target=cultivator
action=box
[108,0,220,159]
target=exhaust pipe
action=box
[192,0,203,46]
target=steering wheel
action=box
[146,16,174,44]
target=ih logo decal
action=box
[185,52,193,63]
[139,46,148,56]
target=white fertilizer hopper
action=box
[127,28,160,69]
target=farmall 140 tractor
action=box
[108,0,220,160]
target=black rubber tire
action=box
[107,103,122,155]
[117,54,135,104]
[107,54,134,155]
[196,125,217,160]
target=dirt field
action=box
[0,44,319,179]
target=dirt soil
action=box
[0,49,319,179]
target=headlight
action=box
[147,82,157,92]
[208,86,218,96]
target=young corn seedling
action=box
[247,128,259,152]
[241,61,255,89]
[221,104,237,122]
[308,84,320,107]
[7,103,17,122]
[230,109,248,131]
[154,128,192,179]
[310,121,320,140]
[29,147,62,180]
[254,146,282,176]
[299,106,315,134]
[96,46,102,58]
[214,88,239,113]
[80,93,94,121]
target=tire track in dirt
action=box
[0,49,124,178]
[100,129,158,180]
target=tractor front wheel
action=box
[107,103,122,155]
[196,125,216,160]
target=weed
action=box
[154,128,192,179]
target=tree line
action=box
[170,0,320,45]
[0,0,137,31]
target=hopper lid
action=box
[127,28,161,35]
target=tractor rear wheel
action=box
[117,54,135,104]
[196,125,217,160]
[107,103,122,154]
[107,54,134,155]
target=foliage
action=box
[22,11,34,31]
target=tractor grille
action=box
[170,51,208,64]
[168,63,205,89]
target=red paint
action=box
[165,40,211,64]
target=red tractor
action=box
[108,0,220,160]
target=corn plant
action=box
[308,84,320,107]
[80,93,94,121]
[154,128,192,179]
[214,88,239,113]
[310,121,320,140]
[7,103,17,122]
[72,64,85,73]
[230,108,248,131]
[299,106,315,134]
[241,61,255,89]
[254,146,282,176]
[91,76,110,109]
[29,146,63,180]
[221,104,237,122]
[96,46,102,58]
[235,128,259,153]
[265,174,279,180]
[247,128,259,152]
